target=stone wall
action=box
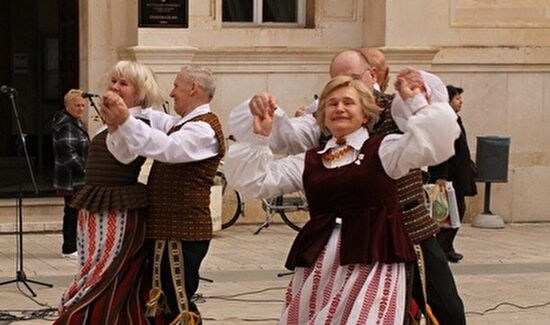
[78,0,550,223]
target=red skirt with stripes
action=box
[54,209,149,325]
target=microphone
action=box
[0,85,17,95]
[81,92,100,99]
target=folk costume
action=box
[55,106,152,325]
[106,105,224,324]
[228,71,467,325]
[224,92,459,324]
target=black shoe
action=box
[446,251,463,263]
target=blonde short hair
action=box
[63,89,83,107]
[180,65,216,99]
[107,60,166,108]
[316,75,382,135]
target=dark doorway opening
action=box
[0,0,79,197]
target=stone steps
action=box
[0,197,64,233]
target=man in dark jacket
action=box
[52,89,90,258]
[429,85,478,263]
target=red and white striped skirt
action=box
[279,227,406,325]
[55,209,148,325]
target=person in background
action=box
[224,70,459,324]
[54,61,166,324]
[52,89,90,259]
[295,47,388,118]
[429,85,478,263]
[362,47,390,93]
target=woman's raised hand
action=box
[394,67,427,102]
[100,91,129,132]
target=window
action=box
[222,0,306,26]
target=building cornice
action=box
[119,46,337,73]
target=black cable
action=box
[191,287,286,322]
[193,287,287,304]
[0,283,58,322]
[202,316,281,322]
[15,281,55,308]
[0,311,18,321]
[6,283,547,323]
[195,286,550,322]
[466,300,550,316]
[203,286,286,299]
[0,307,57,322]
[206,297,284,303]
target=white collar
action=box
[317,127,370,154]
[95,105,150,135]
[128,105,150,119]
[175,104,211,125]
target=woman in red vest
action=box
[225,70,460,324]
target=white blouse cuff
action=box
[406,93,429,114]
[250,133,272,147]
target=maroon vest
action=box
[285,133,416,269]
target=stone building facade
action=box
[4,0,548,226]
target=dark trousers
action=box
[437,194,466,253]
[412,236,466,325]
[145,239,210,322]
[62,195,78,254]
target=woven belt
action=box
[413,244,439,325]
[146,240,200,325]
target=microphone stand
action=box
[0,90,53,296]
[85,95,105,123]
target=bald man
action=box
[231,49,377,153]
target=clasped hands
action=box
[98,91,130,133]
[394,67,428,102]
[249,91,277,137]
[248,68,427,136]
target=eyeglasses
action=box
[350,67,371,80]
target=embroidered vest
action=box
[374,91,440,243]
[146,112,225,241]
[71,126,148,212]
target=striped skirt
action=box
[279,227,407,325]
[54,209,148,325]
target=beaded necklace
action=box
[322,145,353,163]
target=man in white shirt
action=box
[101,66,224,324]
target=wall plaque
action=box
[139,0,188,28]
